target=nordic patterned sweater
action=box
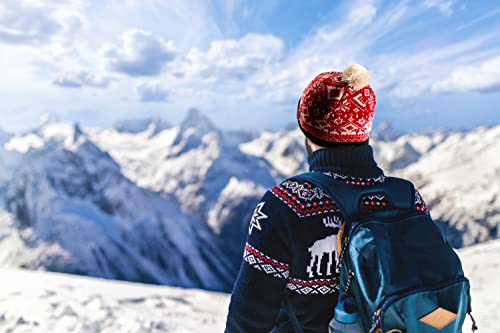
[224,144,429,333]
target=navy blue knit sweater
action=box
[225,144,428,333]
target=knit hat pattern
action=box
[297,64,376,144]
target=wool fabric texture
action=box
[225,145,429,333]
[297,65,376,145]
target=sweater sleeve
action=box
[225,190,294,333]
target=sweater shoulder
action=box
[267,174,429,218]
[268,178,340,218]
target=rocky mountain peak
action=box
[114,117,171,135]
[180,108,216,134]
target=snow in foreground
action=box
[0,240,498,333]
[0,269,230,333]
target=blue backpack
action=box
[293,172,477,333]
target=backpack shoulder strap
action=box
[289,172,416,219]
[380,176,417,210]
[290,172,359,218]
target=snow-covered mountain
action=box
[239,125,500,248]
[0,239,497,333]
[0,121,234,291]
[89,109,279,267]
[113,117,171,135]
[0,112,498,291]
[389,127,500,247]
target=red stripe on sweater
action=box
[244,243,289,270]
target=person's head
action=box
[297,64,376,154]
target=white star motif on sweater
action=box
[249,202,268,235]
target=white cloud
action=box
[371,34,499,98]
[53,70,115,88]
[251,0,398,103]
[104,0,229,50]
[103,29,177,77]
[0,0,84,46]
[292,0,378,59]
[137,83,169,102]
[423,0,458,16]
[1,0,499,133]
[179,33,283,81]
[432,56,500,93]
[251,0,499,104]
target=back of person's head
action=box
[297,64,376,149]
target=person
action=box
[224,64,428,333]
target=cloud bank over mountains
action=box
[1,0,500,132]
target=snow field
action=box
[0,240,498,333]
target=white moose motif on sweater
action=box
[306,234,338,278]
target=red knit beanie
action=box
[297,64,376,145]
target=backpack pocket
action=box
[372,277,470,333]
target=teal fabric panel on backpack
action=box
[381,278,470,333]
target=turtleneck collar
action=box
[307,143,384,178]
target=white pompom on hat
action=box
[341,63,371,91]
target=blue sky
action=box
[1,0,500,133]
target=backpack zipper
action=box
[343,246,371,332]
[349,267,371,333]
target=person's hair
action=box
[304,136,369,155]
[305,138,315,155]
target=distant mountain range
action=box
[0,110,498,291]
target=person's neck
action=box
[307,142,383,177]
